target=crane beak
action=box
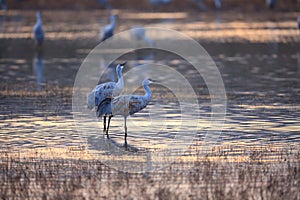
[149,79,159,82]
[120,62,127,69]
[148,79,159,84]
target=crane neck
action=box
[110,17,115,28]
[36,16,42,25]
[115,68,123,89]
[143,84,152,99]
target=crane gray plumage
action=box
[33,12,44,46]
[298,16,300,30]
[101,14,116,42]
[109,79,154,144]
[87,63,125,134]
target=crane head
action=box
[143,78,158,85]
[36,11,41,19]
[120,62,126,69]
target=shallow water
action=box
[0,10,299,170]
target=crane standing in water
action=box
[101,14,116,42]
[131,26,154,47]
[214,0,221,9]
[0,0,7,10]
[96,0,112,9]
[33,12,44,46]
[149,0,171,5]
[98,79,154,144]
[266,0,277,9]
[87,63,126,134]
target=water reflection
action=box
[0,9,6,30]
[266,22,279,68]
[297,50,300,76]
[32,49,45,91]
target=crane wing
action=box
[111,95,150,116]
[87,82,115,109]
[96,98,112,117]
[128,96,149,115]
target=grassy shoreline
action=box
[1,145,299,199]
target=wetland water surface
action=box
[0,10,299,169]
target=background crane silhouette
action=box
[96,0,112,9]
[33,11,44,46]
[266,0,277,9]
[214,0,221,9]
[0,0,7,10]
[101,14,116,42]
[131,26,154,47]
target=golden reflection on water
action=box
[0,10,299,42]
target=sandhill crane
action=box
[149,0,171,5]
[266,0,277,9]
[87,63,126,134]
[101,14,116,42]
[214,0,221,9]
[33,12,44,46]
[131,26,154,47]
[109,79,154,144]
[0,0,7,10]
[96,0,112,9]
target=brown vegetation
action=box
[0,145,299,199]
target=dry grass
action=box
[0,145,299,199]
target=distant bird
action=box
[298,16,300,29]
[131,26,154,47]
[266,0,277,9]
[33,11,44,46]
[0,0,7,10]
[149,0,171,5]
[110,79,154,144]
[131,27,154,62]
[96,0,112,9]
[214,0,221,9]
[87,63,125,134]
[193,0,207,11]
[101,14,116,42]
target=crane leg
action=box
[124,116,127,145]
[106,115,112,136]
[103,116,106,133]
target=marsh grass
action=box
[0,145,299,199]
